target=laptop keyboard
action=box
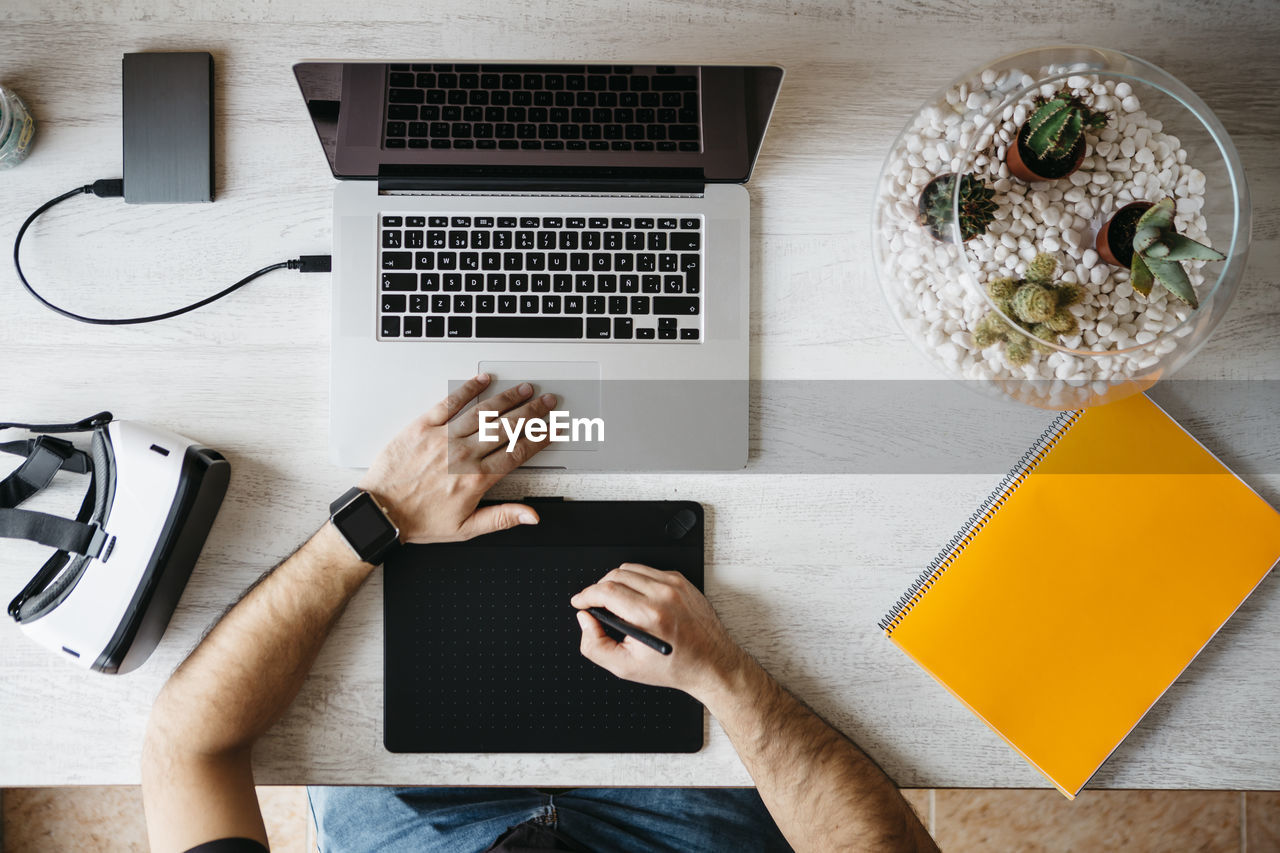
[378,215,703,342]
[383,64,701,153]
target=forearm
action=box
[145,523,371,758]
[700,652,937,853]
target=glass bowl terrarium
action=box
[873,45,1250,409]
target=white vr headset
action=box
[1,412,229,673]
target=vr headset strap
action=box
[0,436,92,508]
[1,413,113,622]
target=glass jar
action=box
[873,46,1250,409]
[0,85,36,168]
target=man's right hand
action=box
[570,564,748,702]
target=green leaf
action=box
[1133,224,1163,256]
[1159,233,1226,262]
[1136,197,1175,231]
[1131,253,1154,296]
[1145,257,1199,309]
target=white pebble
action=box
[1122,95,1141,112]
[1114,282,1133,299]
[1082,249,1099,269]
[1115,81,1133,98]
[1068,171,1092,187]
[1135,330,1156,345]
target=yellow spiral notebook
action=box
[880,393,1280,798]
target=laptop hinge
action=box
[377,176,705,194]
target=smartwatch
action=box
[328,487,400,565]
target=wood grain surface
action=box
[1,0,1278,788]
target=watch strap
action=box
[329,486,363,516]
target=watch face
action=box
[334,493,399,559]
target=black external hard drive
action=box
[122,52,214,203]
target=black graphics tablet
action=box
[383,499,704,753]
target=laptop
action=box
[294,62,783,469]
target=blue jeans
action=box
[307,786,793,853]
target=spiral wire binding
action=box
[877,409,1085,634]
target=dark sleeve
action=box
[182,839,270,853]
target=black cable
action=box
[13,181,331,326]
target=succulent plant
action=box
[1129,197,1224,310]
[974,253,1081,365]
[1024,88,1109,164]
[918,173,997,243]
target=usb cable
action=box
[13,179,332,325]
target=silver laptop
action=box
[294,62,783,469]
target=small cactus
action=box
[1130,197,1225,310]
[1024,88,1109,164]
[973,253,1081,365]
[918,173,997,243]
[1011,282,1056,324]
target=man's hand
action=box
[358,373,558,543]
[570,564,747,702]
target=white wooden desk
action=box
[2,0,1279,789]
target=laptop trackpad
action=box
[477,361,602,453]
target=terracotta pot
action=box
[1006,123,1086,182]
[1096,201,1154,267]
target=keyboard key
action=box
[406,230,424,248]
[531,274,551,292]
[587,296,606,314]
[421,273,440,291]
[664,275,683,293]
[614,253,634,272]
[411,294,430,312]
[659,327,677,339]
[565,296,584,314]
[543,295,562,313]
[611,217,632,229]
[520,295,539,313]
[620,274,639,293]
[382,273,417,291]
[592,253,611,271]
[554,274,573,292]
[608,296,627,314]
[681,328,700,340]
[625,232,644,250]
[636,327,656,339]
[575,275,595,292]
[428,230,446,248]
[381,294,407,312]
[403,316,423,337]
[451,216,472,227]
[487,274,507,292]
[429,216,449,227]
[437,252,457,270]
[461,252,480,270]
[587,318,611,338]
[442,274,462,291]
[453,295,473,312]
[670,233,700,251]
[424,316,444,337]
[382,230,402,248]
[476,317,583,338]
[680,218,699,229]
[476,295,495,313]
[509,274,529,292]
[499,295,518,313]
[630,296,650,314]
[597,275,617,293]
[382,252,412,270]
[381,316,401,337]
[642,275,661,293]
[406,216,426,227]
[654,297,699,315]
[432,295,451,313]
[415,252,435,269]
[503,252,523,270]
[613,317,634,339]
[481,251,501,270]
[465,274,484,291]
[660,253,679,272]
[448,316,472,338]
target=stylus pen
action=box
[586,607,673,655]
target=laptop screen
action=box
[294,62,783,183]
